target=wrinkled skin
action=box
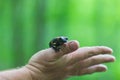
[26,40,115,80]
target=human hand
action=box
[26,40,115,80]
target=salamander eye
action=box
[49,36,68,51]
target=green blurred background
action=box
[0,0,120,80]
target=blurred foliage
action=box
[0,0,120,80]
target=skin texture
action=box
[0,40,115,80]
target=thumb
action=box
[57,40,80,56]
[30,40,80,62]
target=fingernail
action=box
[110,57,116,62]
[69,41,79,51]
[107,56,116,62]
[101,68,107,72]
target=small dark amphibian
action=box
[49,36,68,51]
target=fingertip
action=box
[110,55,116,62]
[56,40,80,56]
[97,64,108,72]
[100,46,113,54]
[68,40,80,51]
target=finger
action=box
[64,46,113,65]
[30,40,79,62]
[66,54,115,73]
[79,54,115,68]
[78,64,107,75]
[57,40,80,55]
